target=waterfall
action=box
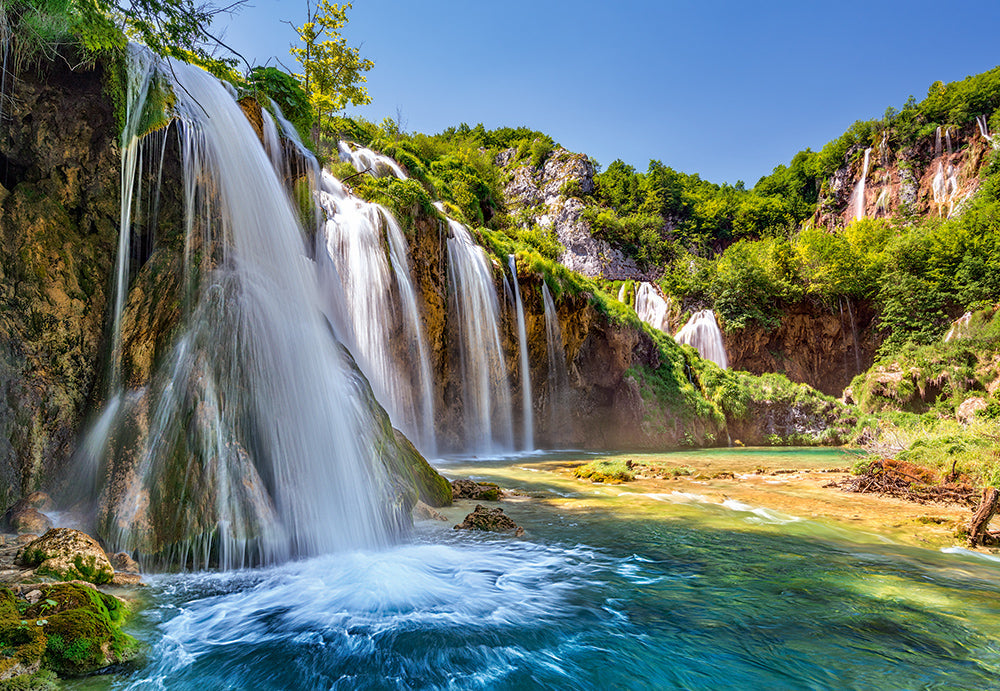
[635,282,671,332]
[94,46,401,568]
[541,282,569,439]
[617,283,628,304]
[675,310,728,369]
[977,115,996,147]
[944,312,973,342]
[945,128,953,155]
[315,171,436,455]
[849,148,871,222]
[338,140,408,179]
[509,255,534,451]
[935,126,943,157]
[444,215,514,452]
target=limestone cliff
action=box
[498,147,647,280]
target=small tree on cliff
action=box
[289,1,373,145]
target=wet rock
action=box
[17,529,114,585]
[5,506,52,536]
[413,501,448,522]
[110,552,140,574]
[454,504,524,536]
[2,493,54,535]
[451,479,502,501]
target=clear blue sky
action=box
[217,0,1000,186]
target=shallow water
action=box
[74,450,1000,690]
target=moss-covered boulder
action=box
[17,530,114,585]
[0,583,138,682]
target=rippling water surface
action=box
[75,450,1000,690]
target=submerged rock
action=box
[2,493,54,535]
[17,529,114,585]
[412,501,448,522]
[454,505,524,536]
[451,479,502,501]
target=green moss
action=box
[574,459,634,483]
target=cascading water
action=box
[635,282,671,332]
[444,213,514,452]
[509,255,534,451]
[315,171,436,454]
[849,148,871,222]
[338,140,408,179]
[541,282,569,439]
[89,46,400,568]
[977,115,996,147]
[675,310,728,369]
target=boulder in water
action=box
[454,505,524,536]
[451,479,502,501]
[17,529,114,585]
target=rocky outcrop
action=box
[499,147,645,280]
[815,125,994,228]
[723,299,880,396]
[451,479,501,501]
[17,528,114,585]
[454,504,524,536]
[0,582,139,681]
[0,56,120,508]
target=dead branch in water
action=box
[839,458,977,507]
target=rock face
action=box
[723,299,880,396]
[17,528,114,585]
[500,147,645,280]
[0,56,120,508]
[454,504,524,536]
[815,126,993,228]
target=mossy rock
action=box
[0,584,138,682]
[17,529,114,585]
[0,590,47,681]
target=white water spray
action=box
[509,255,534,451]
[850,148,871,222]
[635,282,671,332]
[316,171,436,454]
[675,310,728,369]
[98,46,400,568]
[444,214,514,452]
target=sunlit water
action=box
[76,450,1000,690]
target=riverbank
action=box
[434,448,976,552]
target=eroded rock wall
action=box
[0,57,120,505]
[723,300,880,397]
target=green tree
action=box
[289,1,373,143]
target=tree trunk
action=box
[968,486,999,547]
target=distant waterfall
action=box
[316,172,436,455]
[977,115,996,147]
[635,282,671,332]
[338,140,408,179]
[509,255,534,451]
[675,310,728,369]
[93,45,399,568]
[541,283,569,438]
[849,148,872,222]
[445,216,514,452]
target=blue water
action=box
[81,451,1000,690]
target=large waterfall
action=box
[849,148,871,222]
[316,172,436,454]
[675,310,728,369]
[509,255,534,451]
[541,283,569,438]
[90,46,403,568]
[444,215,515,452]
